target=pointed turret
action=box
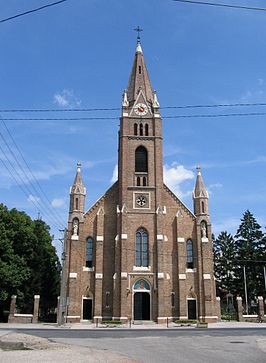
[127,40,153,104]
[193,166,209,216]
[69,161,86,213]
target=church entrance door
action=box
[133,279,151,320]
[134,292,150,320]
[82,298,92,320]
[187,299,197,320]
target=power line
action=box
[0,0,67,24]
[1,102,266,113]
[1,112,266,121]
[0,133,64,230]
[173,0,266,12]
[1,119,66,227]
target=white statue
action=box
[73,219,79,236]
[201,222,207,238]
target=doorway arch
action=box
[133,279,151,320]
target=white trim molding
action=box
[69,272,77,279]
[201,237,209,243]
[203,274,211,280]
[83,266,94,272]
[96,235,104,242]
[121,272,128,278]
[186,268,197,273]
[95,273,103,279]
[121,234,128,240]
[66,315,80,319]
[157,234,164,241]
[157,272,164,279]
[177,237,185,242]
[71,235,79,241]
[133,266,151,272]
[179,274,186,280]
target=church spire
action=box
[69,161,86,213]
[193,166,209,216]
[127,37,153,104]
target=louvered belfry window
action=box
[135,146,148,172]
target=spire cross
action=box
[196,165,201,175]
[134,26,143,43]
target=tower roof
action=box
[193,166,208,198]
[127,41,153,104]
[71,161,85,194]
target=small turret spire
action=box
[193,166,209,216]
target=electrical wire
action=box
[173,0,266,12]
[1,102,266,112]
[0,0,67,24]
[0,136,64,231]
[1,111,266,121]
[1,119,66,227]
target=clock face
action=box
[134,103,148,116]
[136,195,147,207]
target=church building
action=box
[65,38,219,323]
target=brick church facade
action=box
[64,40,219,323]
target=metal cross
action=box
[134,26,143,43]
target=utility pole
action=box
[243,265,248,315]
[58,228,68,325]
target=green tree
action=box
[0,204,61,320]
[235,210,266,304]
[214,231,237,296]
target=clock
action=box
[134,103,148,116]
[136,195,147,207]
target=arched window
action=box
[134,123,138,135]
[201,201,205,214]
[136,228,149,267]
[140,123,143,136]
[137,177,141,186]
[75,197,79,210]
[143,176,147,186]
[135,146,148,172]
[186,239,193,269]
[86,237,93,268]
[145,124,149,136]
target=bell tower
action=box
[118,39,163,212]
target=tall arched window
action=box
[186,239,193,269]
[137,177,141,186]
[201,201,205,214]
[134,123,138,135]
[136,228,149,267]
[86,237,93,268]
[135,146,148,172]
[140,123,143,136]
[145,124,149,136]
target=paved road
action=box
[2,328,265,363]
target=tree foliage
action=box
[214,210,266,304]
[0,204,61,319]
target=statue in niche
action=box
[201,222,207,238]
[73,219,79,236]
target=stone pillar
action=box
[33,295,40,323]
[237,297,243,322]
[8,295,17,323]
[258,296,264,320]
[216,297,221,322]
[56,296,60,324]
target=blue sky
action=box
[1,0,266,256]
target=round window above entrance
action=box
[133,279,150,291]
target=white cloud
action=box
[51,198,66,208]
[53,89,81,108]
[27,194,40,204]
[110,164,118,183]
[163,164,194,198]
[212,217,241,237]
